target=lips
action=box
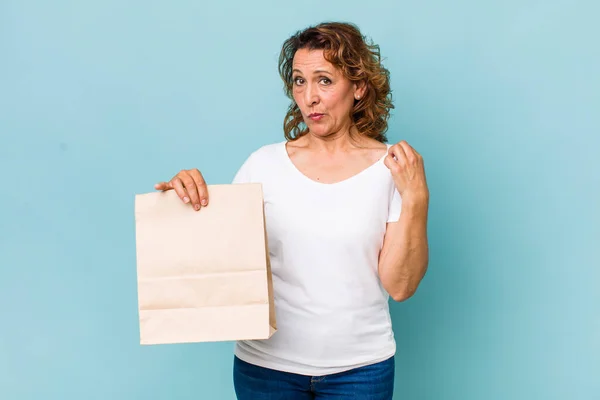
[308,113,325,121]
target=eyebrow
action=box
[292,68,333,75]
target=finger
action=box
[154,181,172,191]
[399,141,417,163]
[384,154,402,175]
[389,144,408,167]
[179,173,202,210]
[171,177,191,204]
[384,154,393,169]
[189,169,209,207]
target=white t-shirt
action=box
[231,141,402,376]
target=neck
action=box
[305,124,362,155]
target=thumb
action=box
[383,154,395,170]
[154,181,172,191]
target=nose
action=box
[303,82,319,106]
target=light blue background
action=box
[1,1,598,399]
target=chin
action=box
[307,125,333,137]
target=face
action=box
[291,48,365,139]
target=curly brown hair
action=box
[278,21,394,143]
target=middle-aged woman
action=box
[155,21,430,400]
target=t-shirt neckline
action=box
[281,141,388,186]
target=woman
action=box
[155,22,429,400]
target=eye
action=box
[319,77,332,85]
[293,77,305,85]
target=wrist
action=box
[401,191,429,208]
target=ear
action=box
[353,80,367,100]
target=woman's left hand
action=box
[384,140,429,205]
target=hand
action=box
[384,141,429,205]
[155,168,209,211]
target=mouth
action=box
[308,113,325,121]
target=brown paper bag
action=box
[134,183,276,345]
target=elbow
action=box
[386,272,427,302]
[382,277,418,302]
[390,286,417,302]
[380,260,428,302]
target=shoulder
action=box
[233,141,285,184]
[237,141,287,174]
[250,141,285,158]
[357,137,390,165]
[357,136,389,150]
[243,141,286,166]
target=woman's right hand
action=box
[154,169,209,211]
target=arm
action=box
[379,195,429,301]
[379,141,430,301]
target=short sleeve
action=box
[231,152,255,184]
[387,186,402,223]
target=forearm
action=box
[378,198,429,302]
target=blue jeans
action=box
[233,355,395,399]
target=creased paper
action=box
[134,183,276,345]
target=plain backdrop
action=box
[1,0,598,399]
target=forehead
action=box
[292,48,334,71]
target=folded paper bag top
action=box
[134,183,276,345]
